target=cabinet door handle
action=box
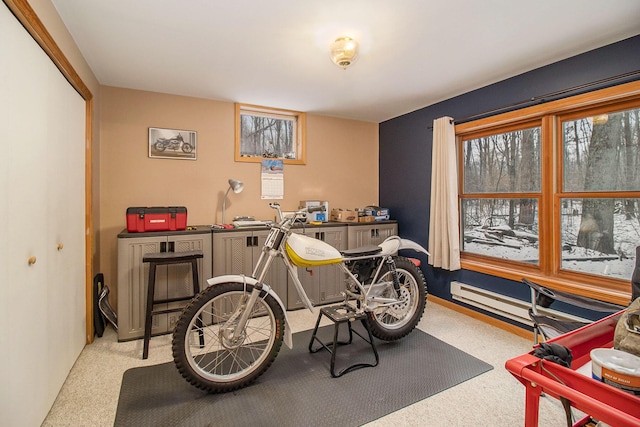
[168,241,175,252]
[246,236,252,247]
[253,236,258,246]
[160,241,167,252]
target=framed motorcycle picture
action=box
[148,127,197,160]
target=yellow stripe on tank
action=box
[285,243,342,268]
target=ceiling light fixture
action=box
[330,37,359,70]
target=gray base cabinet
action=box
[212,229,287,307]
[287,226,347,309]
[347,223,398,248]
[117,230,212,341]
[116,222,398,342]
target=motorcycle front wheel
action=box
[181,143,193,153]
[367,256,427,341]
[172,282,285,393]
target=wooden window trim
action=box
[234,103,307,165]
[456,80,640,305]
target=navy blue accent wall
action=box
[380,35,640,319]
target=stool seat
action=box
[142,249,204,359]
[308,304,379,377]
[143,250,203,263]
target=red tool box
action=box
[126,206,187,232]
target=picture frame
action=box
[149,127,197,160]
[235,103,306,165]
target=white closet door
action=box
[0,3,86,426]
[44,51,87,395]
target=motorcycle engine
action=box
[346,258,379,285]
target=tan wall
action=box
[99,86,379,307]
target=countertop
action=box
[117,220,397,238]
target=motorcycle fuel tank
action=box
[285,232,342,268]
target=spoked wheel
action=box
[367,256,427,341]
[172,282,285,393]
[154,141,166,152]
[181,143,193,153]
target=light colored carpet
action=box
[43,302,576,426]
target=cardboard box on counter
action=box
[364,206,390,217]
[330,208,359,223]
[358,215,375,223]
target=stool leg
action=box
[190,259,204,347]
[143,261,157,359]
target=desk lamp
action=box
[222,178,244,224]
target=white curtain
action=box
[428,116,461,270]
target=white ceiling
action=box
[51,0,640,123]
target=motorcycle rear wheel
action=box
[154,141,166,152]
[172,282,285,393]
[367,256,427,341]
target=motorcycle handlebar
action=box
[269,202,325,224]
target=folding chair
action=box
[522,278,624,344]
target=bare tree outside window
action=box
[456,83,640,296]
[461,126,541,263]
[235,104,306,165]
[561,106,640,277]
[460,105,640,280]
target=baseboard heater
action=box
[450,281,589,327]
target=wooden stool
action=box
[142,250,203,359]
[308,304,379,377]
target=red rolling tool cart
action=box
[505,312,640,427]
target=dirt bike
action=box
[154,133,193,153]
[172,203,429,392]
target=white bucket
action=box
[590,348,640,395]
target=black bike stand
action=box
[308,304,379,378]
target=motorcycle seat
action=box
[341,245,382,257]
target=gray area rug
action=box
[115,325,493,427]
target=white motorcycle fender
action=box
[378,235,430,257]
[206,275,294,349]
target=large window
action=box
[461,124,541,263]
[457,81,640,302]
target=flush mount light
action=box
[330,37,359,70]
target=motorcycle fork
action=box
[225,249,276,341]
[223,287,263,344]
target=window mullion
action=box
[542,114,556,275]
